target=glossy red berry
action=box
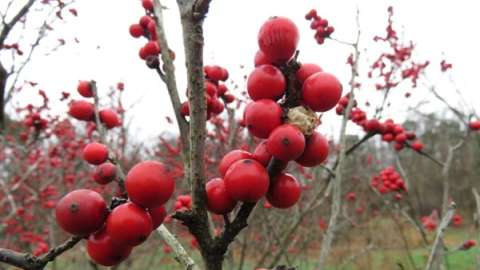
[296,131,329,167]
[106,202,153,247]
[87,228,132,266]
[267,124,305,161]
[469,120,480,130]
[258,17,299,63]
[69,100,94,121]
[142,0,154,11]
[139,16,153,28]
[129,24,144,38]
[204,65,227,82]
[143,41,161,56]
[252,140,272,166]
[365,119,381,133]
[267,173,301,209]
[93,162,117,185]
[411,141,424,152]
[206,178,237,215]
[218,150,252,177]
[77,81,93,97]
[395,133,407,143]
[55,189,108,236]
[99,109,121,129]
[302,72,342,112]
[125,161,175,208]
[296,63,323,85]
[247,65,286,101]
[224,159,269,202]
[254,50,271,67]
[149,205,167,230]
[244,99,283,139]
[83,142,109,165]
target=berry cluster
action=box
[180,65,235,120]
[336,94,424,152]
[370,166,406,200]
[305,9,334,44]
[68,81,121,129]
[203,17,340,212]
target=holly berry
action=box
[204,65,228,82]
[87,228,132,266]
[143,41,161,57]
[93,162,117,185]
[411,141,424,152]
[106,202,153,246]
[302,72,342,112]
[129,24,144,38]
[267,124,305,161]
[142,0,154,11]
[469,120,480,131]
[244,99,283,138]
[254,50,271,67]
[55,189,108,236]
[296,63,323,85]
[258,17,299,63]
[247,65,286,101]
[267,173,301,209]
[125,161,175,208]
[77,81,93,98]
[224,159,269,202]
[83,142,109,165]
[252,140,272,166]
[206,178,237,214]
[218,150,252,177]
[296,131,329,167]
[99,109,121,129]
[149,205,167,230]
[69,100,94,121]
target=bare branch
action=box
[425,202,456,270]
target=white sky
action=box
[4,0,480,141]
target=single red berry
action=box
[223,94,235,103]
[302,72,342,112]
[206,178,237,215]
[395,133,407,143]
[393,125,404,134]
[139,15,153,28]
[87,228,132,266]
[258,17,299,63]
[382,133,394,142]
[93,162,117,185]
[267,173,301,209]
[244,99,283,139]
[296,131,329,167]
[142,0,154,11]
[204,65,226,82]
[346,192,356,202]
[129,24,144,38]
[218,150,252,177]
[83,142,109,165]
[267,124,305,161]
[147,21,157,40]
[217,84,228,96]
[149,205,167,230]
[247,65,286,101]
[125,161,175,208]
[296,63,323,85]
[411,141,424,152]
[254,50,272,67]
[106,202,153,246]
[99,109,121,129]
[224,159,270,202]
[180,102,190,116]
[469,120,480,130]
[143,41,161,57]
[365,119,381,133]
[204,81,218,96]
[69,100,94,121]
[55,189,108,236]
[77,81,93,97]
[252,140,272,166]
[210,98,225,114]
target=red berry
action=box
[217,84,228,96]
[296,131,329,167]
[254,50,272,67]
[365,119,381,133]
[129,24,144,38]
[149,205,167,230]
[210,98,225,114]
[77,81,93,97]
[244,99,283,139]
[296,63,323,85]
[382,133,394,142]
[55,189,108,236]
[469,120,480,130]
[106,202,152,246]
[253,140,272,166]
[218,150,252,177]
[143,41,161,56]
[267,124,305,161]
[258,17,299,63]
[247,65,286,101]
[93,162,117,185]
[99,109,121,129]
[204,65,227,82]
[83,142,109,165]
[224,159,270,202]
[87,228,132,266]
[125,161,175,208]
[206,178,237,214]
[395,133,407,143]
[302,72,342,112]
[69,100,94,121]
[411,141,424,152]
[142,0,154,11]
[267,173,301,209]
[223,94,235,103]
[204,81,218,96]
[139,15,153,28]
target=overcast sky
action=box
[4,0,480,141]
